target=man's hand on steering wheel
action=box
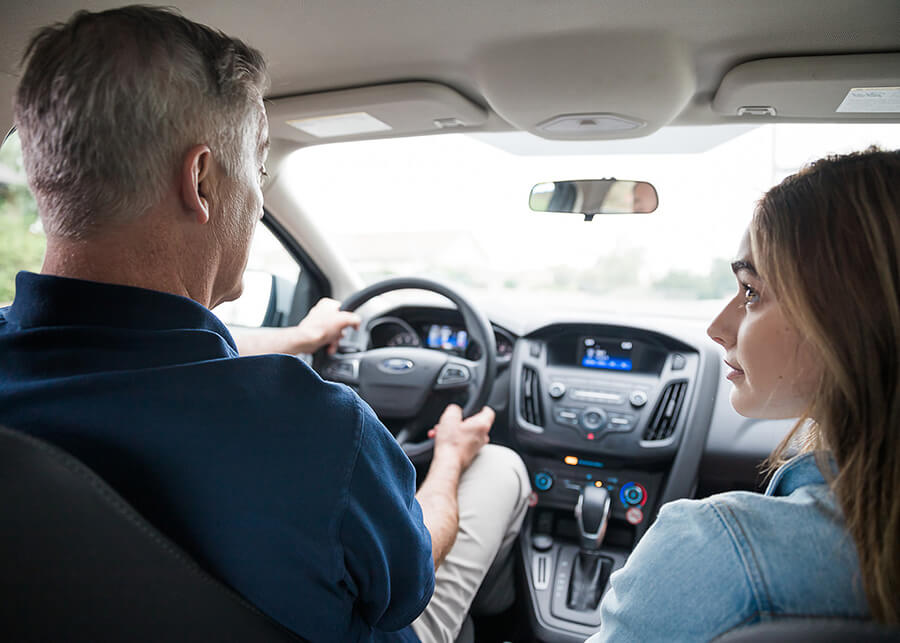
[294,298,362,355]
[428,404,494,473]
[229,298,361,357]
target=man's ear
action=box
[181,145,213,225]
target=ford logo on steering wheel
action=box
[380,358,415,373]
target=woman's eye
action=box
[742,283,760,305]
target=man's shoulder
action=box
[230,352,366,420]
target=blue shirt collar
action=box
[765,450,834,497]
[5,271,237,352]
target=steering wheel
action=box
[317,278,497,458]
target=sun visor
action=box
[713,54,900,120]
[267,82,489,145]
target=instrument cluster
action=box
[368,315,514,363]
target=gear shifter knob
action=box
[575,485,611,550]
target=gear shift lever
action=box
[568,485,612,612]
[575,484,611,550]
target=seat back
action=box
[0,426,304,643]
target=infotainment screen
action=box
[579,337,633,371]
[427,324,469,351]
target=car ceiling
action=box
[1,1,899,148]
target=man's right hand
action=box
[417,404,494,568]
[428,404,494,473]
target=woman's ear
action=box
[181,145,212,224]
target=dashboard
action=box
[358,304,790,497]
[367,308,515,364]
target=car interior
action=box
[1,1,899,641]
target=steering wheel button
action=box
[437,363,470,385]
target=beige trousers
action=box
[411,444,531,643]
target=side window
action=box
[214,221,308,328]
[0,130,44,306]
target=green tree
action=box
[652,257,735,299]
[0,132,45,305]
[576,248,643,294]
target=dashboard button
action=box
[580,408,608,431]
[607,413,636,432]
[534,471,554,492]
[629,390,648,408]
[554,408,579,426]
[619,482,647,507]
[549,381,567,399]
[672,353,686,370]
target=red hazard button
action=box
[625,506,644,525]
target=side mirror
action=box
[529,179,658,221]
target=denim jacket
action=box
[595,452,868,642]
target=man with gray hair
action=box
[0,6,529,642]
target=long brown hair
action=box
[752,147,900,623]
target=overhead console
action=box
[510,322,720,642]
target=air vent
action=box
[520,366,544,427]
[642,381,687,441]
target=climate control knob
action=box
[629,390,648,408]
[581,407,608,431]
[619,482,647,507]
[549,382,567,399]
[534,471,554,492]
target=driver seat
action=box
[0,425,305,642]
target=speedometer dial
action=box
[386,331,421,347]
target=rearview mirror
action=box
[529,179,658,221]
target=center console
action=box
[509,323,719,642]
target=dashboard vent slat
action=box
[643,380,687,441]
[521,366,544,427]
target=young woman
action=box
[595,147,899,640]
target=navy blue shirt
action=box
[0,272,433,642]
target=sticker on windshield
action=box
[836,87,900,113]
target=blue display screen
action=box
[580,338,633,371]
[427,324,468,350]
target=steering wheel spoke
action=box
[434,357,479,391]
[321,354,361,385]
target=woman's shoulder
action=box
[597,487,867,641]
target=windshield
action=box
[284,123,900,319]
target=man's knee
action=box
[461,444,531,517]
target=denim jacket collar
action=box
[765,451,834,497]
